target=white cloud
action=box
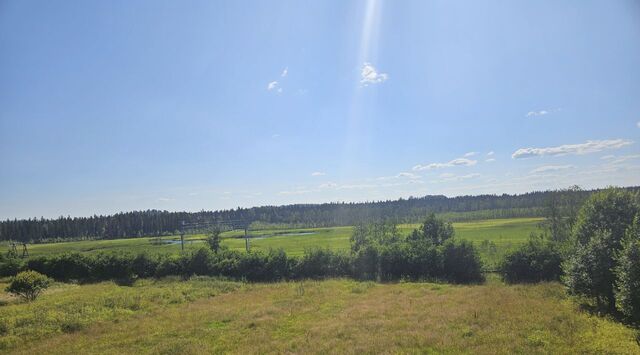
[413,157,477,171]
[281,67,288,77]
[319,182,338,189]
[601,155,615,160]
[271,133,280,139]
[396,172,420,179]
[526,108,560,118]
[464,151,477,157]
[637,121,640,128]
[157,197,173,202]
[530,165,575,174]
[311,172,326,176]
[526,110,549,117]
[360,62,388,86]
[511,139,633,159]
[485,158,496,163]
[487,151,495,156]
[608,154,640,165]
[267,81,279,91]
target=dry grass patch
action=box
[5,279,638,354]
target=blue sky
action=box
[1,0,639,219]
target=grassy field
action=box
[1,218,542,267]
[1,276,638,354]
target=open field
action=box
[1,218,542,267]
[1,276,638,354]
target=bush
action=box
[500,238,563,284]
[564,189,638,310]
[615,217,640,322]
[442,239,484,284]
[91,252,135,282]
[155,256,184,278]
[353,245,379,280]
[131,253,159,278]
[0,254,22,277]
[404,240,442,280]
[5,270,52,301]
[27,253,92,281]
[294,248,351,279]
[564,231,618,309]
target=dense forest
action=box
[1,187,638,243]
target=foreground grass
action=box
[9,218,542,267]
[1,277,638,354]
[0,277,242,350]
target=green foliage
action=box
[615,216,640,322]
[294,248,351,279]
[5,270,51,301]
[206,228,222,252]
[564,188,639,310]
[500,236,563,284]
[409,213,454,246]
[441,239,485,283]
[573,188,637,247]
[0,253,22,277]
[542,185,583,244]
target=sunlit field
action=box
[2,218,542,267]
[1,276,637,354]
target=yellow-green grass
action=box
[2,218,543,267]
[1,277,638,354]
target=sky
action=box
[1,0,640,219]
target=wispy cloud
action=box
[487,151,494,156]
[512,139,633,159]
[525,108,560,118]
[485,158,496,163]
[157,197,173,202]
[464,151,477,157]
[530,165,575,174]
[281,67,288,77]
[267,81,279,91]
[413,157,477,171]
[311,172,326,176]
[607,154,640,165]
[637,121,640,128]
[377,172,422,181]
[396,172,420,179]
[360,62,388,86]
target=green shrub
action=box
[441,239,484,284]
[564,189,638,310]
[5,270,52,301]
[0,254,22,277]
[615,217,640,322]
[500,238,563,283]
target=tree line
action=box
[2,186,638,243]
[1,215,484,289]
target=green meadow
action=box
[1,276,638,354]
[2,217,542,268]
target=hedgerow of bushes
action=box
[0,215,484,284]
